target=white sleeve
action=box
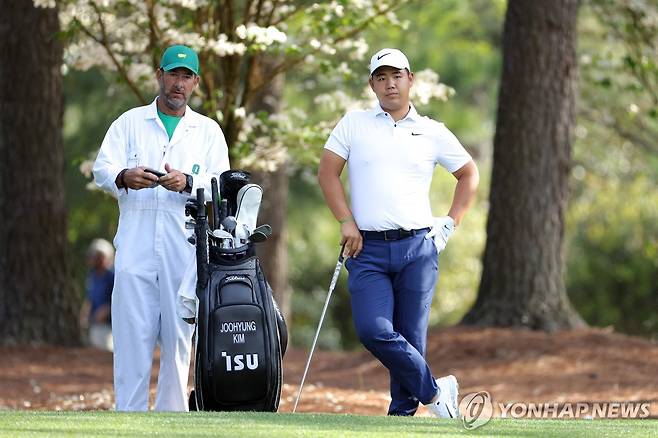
[324,114,351,160]
[93,117,128,198]
[434,125,472,173]
[193,121,231,201]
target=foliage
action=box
[63,68,135,292]
[43,0,443,169]
[567,0,658,338]
[579,0,658,157]
[566,175,658,338]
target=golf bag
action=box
[186,170,287,412]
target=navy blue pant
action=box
[345,231,439,416]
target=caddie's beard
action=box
[159,82,187,112]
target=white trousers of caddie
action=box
[111,206,195,412]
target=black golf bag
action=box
[186,170,287,412]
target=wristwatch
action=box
[182,173,193,194]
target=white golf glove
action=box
[425,216,455,254]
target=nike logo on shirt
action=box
[377,53,390,60]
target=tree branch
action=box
[245,1,406,104]
[146,0,162,70]
[581,107,658,155]
[270,2,305,27]
[243,0,254,24]
[75,2,147,105]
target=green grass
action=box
[0,411,655,437]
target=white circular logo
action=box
[459,391,493,430]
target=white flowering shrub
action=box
[43,0,453,171]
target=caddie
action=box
[93,44,230,411]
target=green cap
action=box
[160,45,199,75]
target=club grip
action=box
[195,188,206,220]
[218,199,228,224]
[339,242,346,262]
[195,188,208,293]
[211,177,220,230]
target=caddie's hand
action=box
[160,163,187,192]
[340,219,362,258]
[425,216,455,254]
[122,166,160,190]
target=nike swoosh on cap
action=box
[377,53,390,60]
[411,132,422,136]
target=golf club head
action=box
[219,170,251,216]
[184,198,198,217]
[221,216,237,234]
[252,224,272,236]
[235,223,250,246]
[211,228,233,239]
[250,230,268,243]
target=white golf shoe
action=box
[425,375,460,419]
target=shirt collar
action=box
[146,97,200,127]
[371,102,421,122]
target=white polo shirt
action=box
[324,104,471,231]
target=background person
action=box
[80,238,114,352]
[93,44,230,411]
[318,48,479,418]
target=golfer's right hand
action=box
[340,220,362,258]
[121,167,160,190]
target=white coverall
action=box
[93,98,230,411]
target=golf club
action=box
[249,224,273,243]
[253,224,272,236]
[218,199,228,225]
[211,228,234,249]
[234,223,250,246]
[292,243,346,413]
[221,215,237,235]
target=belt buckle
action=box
[383,230,393,241]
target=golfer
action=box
[93,45,230,411]
[318,48,479,417]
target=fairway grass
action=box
[0,411,656,437]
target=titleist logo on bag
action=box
[219,320,257,333]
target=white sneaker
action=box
[425,375,460,419]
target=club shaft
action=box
[292,257,343,413]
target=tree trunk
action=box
[462,0,584,330]
[247,57,291,321]
[0,0,79,345]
